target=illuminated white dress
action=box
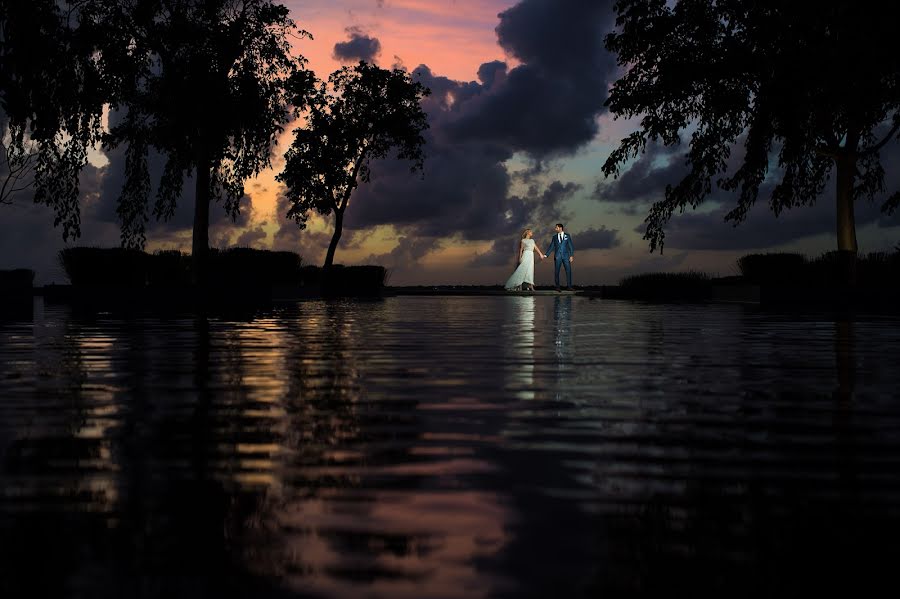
[504,238,536,290]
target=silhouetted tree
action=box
[277,61,430,268]
[602,1,900,256]
[0,1,107,235]
[103,0,314,283]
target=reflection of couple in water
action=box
[504,223,575,292]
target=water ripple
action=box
[1,296,899,597]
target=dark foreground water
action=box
[1,296,899,598]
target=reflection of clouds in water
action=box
[266,489,512,599]
[506,297,536,401]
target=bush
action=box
[299,264,388,296]
[807,250,900,288]
[737,253,806,285]
[59,247,149,287]
[147,250,192,287]
[737,250,900,288]
[55,246,389,295]
[59,247,304,288]
[0,269,35,290]
[618,271,712,300]
[207,247,303,288]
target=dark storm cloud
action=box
[235,224,268,247]
[469,238,519,267]
[530,180,580,224]
[471,225,620,269]
[272,192,363,264]
[0,159,119,283]
[345,105,529,241]
[652,192,900,251]
[593,142,687,205]
[332,27,381,64]
[476,60,507,88]
[571,226,621,250]
[363,235,442,270]
[333,0,618,271]
[446,0,616,155]
[599,129,900,251]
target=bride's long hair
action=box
[521,228,532,239]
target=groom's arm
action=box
[566,236,574,256]
[544,239,554,256]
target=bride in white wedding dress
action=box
[505,228,546,291]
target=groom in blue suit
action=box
[544,223,574,291]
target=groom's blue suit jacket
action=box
[545,233,574,261]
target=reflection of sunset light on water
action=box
[256,490,512,599]
[6,296,891,597]
[66,330,122,510]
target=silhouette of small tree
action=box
[102,0,314,283]
[602,1,900,257]
[277,61,430,268]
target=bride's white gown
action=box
[505,238,536,290]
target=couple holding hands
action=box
[504,223,574,292]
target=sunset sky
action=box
[3,0,900,285]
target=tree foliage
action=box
[602,0,900,253]
[102,0,314,254]
[1,0,315,276]
[0,0,108,237]
[277,61,430,267]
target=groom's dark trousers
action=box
[555,256,572,288]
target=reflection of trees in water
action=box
[0,305,299,596]
[592,475,900,597]
[833,319,855,403]
[586,314,897,597]
[1,299,510,597]
[1,308,129,595]
[235,301,442,592]
[234,300,513,597]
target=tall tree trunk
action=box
[192,148,211,286]
[834,146,859,287]
[835,154,858,254]
[323,208,343,268]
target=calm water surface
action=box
[1,296,900,598]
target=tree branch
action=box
[339,144,368,211]
[861,119,900,157]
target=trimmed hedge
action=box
[57,247,386,296]
[59,247,303,288]
[59,247,149,287]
